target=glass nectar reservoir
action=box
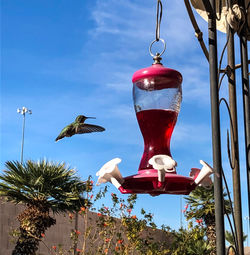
[132,63,183,172]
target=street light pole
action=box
[17,107,32,164]
[181,195,183,228]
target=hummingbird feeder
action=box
[96,0,213,196]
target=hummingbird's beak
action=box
[86,116,96,119]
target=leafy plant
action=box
[184,185,231,255]
[225,230,247,247]
[51,182,171,255]
[1,159,89,255]
[168,222,211,255]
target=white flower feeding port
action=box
[97,156,214,196]
[96,158,124,189]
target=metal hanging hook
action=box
[149,0,166,63]
[149,38,166,59]
[155,0,163,41]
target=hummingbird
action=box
[55,115,105,142]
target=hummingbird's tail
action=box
[55,135,63,142]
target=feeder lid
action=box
[132,64,182,85]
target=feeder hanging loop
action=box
[156,0,163,42]
[149,0,166,63]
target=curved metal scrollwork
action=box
[222,168,239,254]
[218,21,242,254]
[184,0,248,253]
[226,245,237,255]
[184,0,209,61]
[219,98,236,169]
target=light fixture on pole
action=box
[17,107,32,164]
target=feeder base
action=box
[118,169,196,196]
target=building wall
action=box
[3,201,249,255]
[0,200,172,255]
[1,200,79,255]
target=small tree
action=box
[225,230,247,255]
[51,184,172,255]
[184,185,231,255]
[0,160,89,255]
[168,222,211,255]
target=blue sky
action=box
[1,0,249,240]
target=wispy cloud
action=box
[91,0,199,56]
[91,0,153,40]
[88,0,212,104]
[180,63,210,105]
[173,122,211,144]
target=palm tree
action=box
[0,159,89,255]
[225,230,247,255]
[184,185,231,255]
[170,224,212,255]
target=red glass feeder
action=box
[97,59,213,196]
[118,62,196,195]
[133,62,182,172]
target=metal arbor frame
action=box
[185,0,249,254]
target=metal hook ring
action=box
[149,38,166,58]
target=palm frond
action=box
[184,185,232,221]
[0,159,87,213]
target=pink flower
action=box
[74,230,81,235]
[196,219,203,224]
[52,246,57,251]
[127,208,132,214]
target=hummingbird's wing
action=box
[76,123,105,134]
[55,124,75,142]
